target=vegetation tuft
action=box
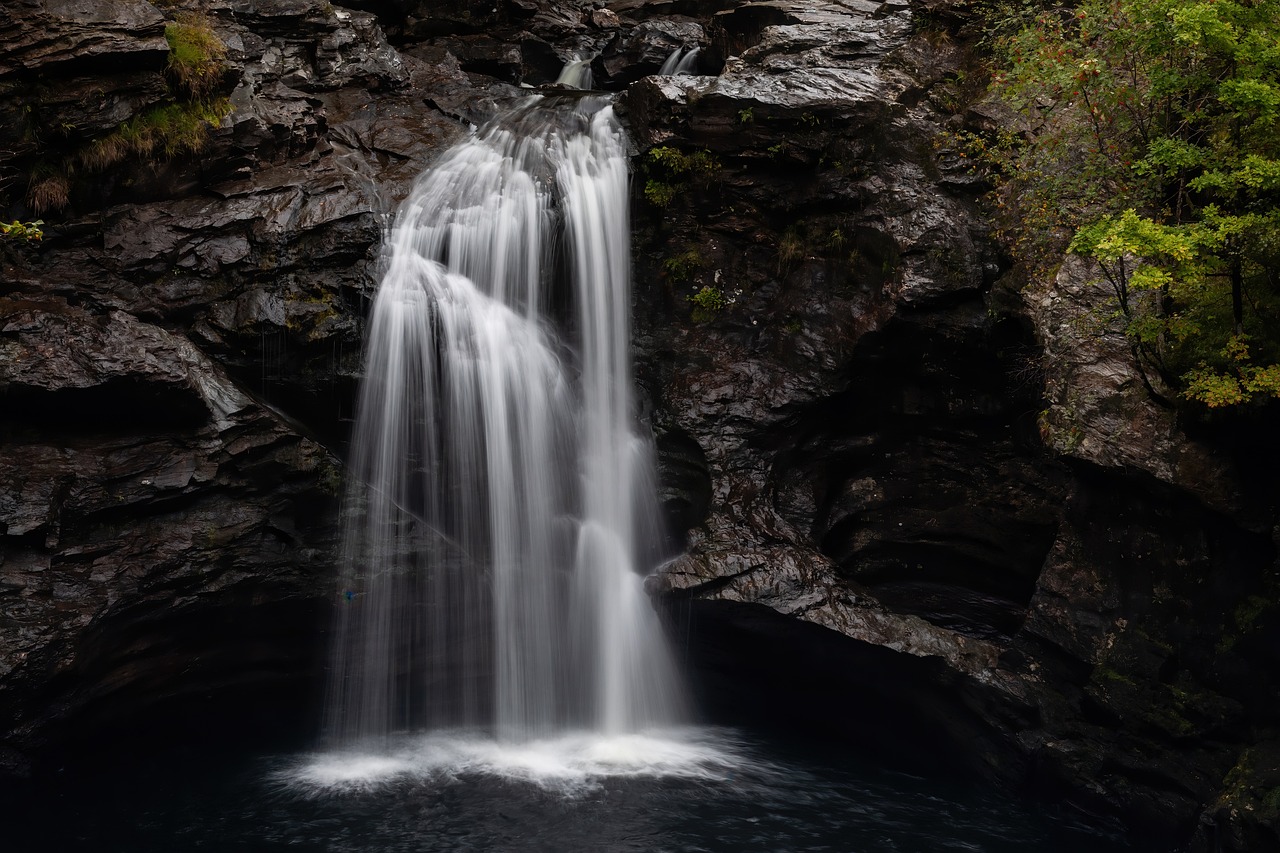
[688,285,729,323]
[165,14,229,99]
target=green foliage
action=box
[71,98,230,182]
[15,12,230,215]
[22,13,231,215]
[971,0,1055,49]
[688,285,728,322]
[642,146,721,209]
[119,100,231,160]
[984,0,1280,409]
[664,247,741,323]
[0,219,43,241]
[737,107,754,124]
[644,179,678,207]
[646,146,721,176]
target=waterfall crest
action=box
[325,95,684,745]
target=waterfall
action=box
[658,49,682,76]
[554,58,594,90]
[674,48,701,75]
[324,93,684,746]
[659,47,701,76]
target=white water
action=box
[325,91,684,748]
[555,58,594,90]
[283,728,773,798]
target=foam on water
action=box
[282,727,775,797]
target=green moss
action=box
[662,248,703,282]
[22,12,232,214]
[1218,593,1274,652]
[1093,665,1138,687]
[1215,748,1280,821]
[1261,786,1280,821]
[317,459,344,496]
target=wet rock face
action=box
[0,0,169,75]
[0,295,340,771]
[1028,255,1242,514]
[782,313,1063,642]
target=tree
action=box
[990,0,1280,408]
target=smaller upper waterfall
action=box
[325,87,684,746]
[659,47,701,76]
[555,57,594,89]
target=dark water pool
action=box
[5,727,1126,852]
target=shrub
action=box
[644,180,678,207]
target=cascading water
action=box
[323,88,684,747]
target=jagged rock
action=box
[592,8,620,28]
[595,18,705,85]
[1027,254,1241,515]
[0,298,232,415]
[0,0,168,78]
[214,1,408,92]
[0,1,460,771]
[1192,742,1280,852]
[0,1,170,191]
